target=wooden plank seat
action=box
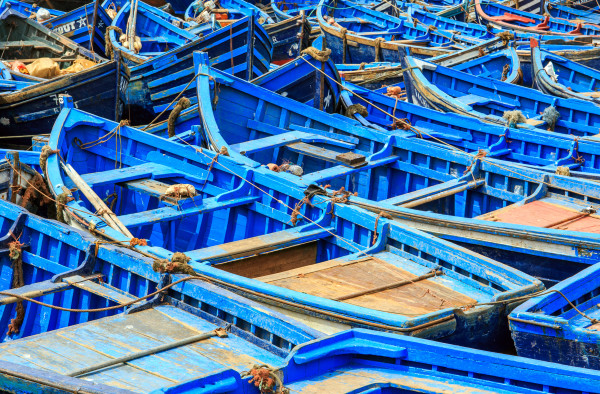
[468,87,520,108]
[256,252,476,315]
[80,163,185,188]
[188,224,334,267]
[478,199,600,233]
[489,13,536,24]
[63,275,137,305]
[382,179,486,207]
[118,194,260,228]
[232,131,356,156]
[247,119,359,146]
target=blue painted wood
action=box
[109,0,199,67]
[0,8,127,146]
[44,2,112,56]
[184,52,600,286]
[316,0,459,65]
[399,48,600,138]
[341,81,600,180]
[0,199,322,391]
[545,1,600,24]
[184,0,274,24]
[46,92,545,349]
[3,327,600,392]
[531,39,600,104]
[251,36,341,113]
[475,0,600,36]
[125,15,272,125]
[510,262,600,369]
[0,0,62,17]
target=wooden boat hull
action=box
[190,53,600,287]
[0,60,128,146]
[400,49,600,138]
[44,3,112,57]
[109,0,198,67]
[316,0,456,65]
[474,0,600,36]
[510,262,600,369]
[126,16,272,125]
[46,93,543,349]
[265,14,312,64]
[1,328,600,392]
[531,42,600,104]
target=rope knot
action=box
[301,47,331,62]
[39,145,59,173]
[129,238,148,247]
[243,364,287,394]
[104,26,123,59]
[152,253,195,275]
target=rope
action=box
[39,145,59,175]
[372,211,391,245]
[345,103,368,118]
[242,365,287,394]
[500,63,510,82]
[301,47,331,62]
[7,240,25,335]
[167,97,191,138]
[340,27,348,64]
[495,31,514,45]
[104,26,122,60]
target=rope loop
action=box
[301,47,331,62]
[152,252,196,275]
[168,97,191,138]
[104,26,123,59]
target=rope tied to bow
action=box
[503,110,526,128]
[39,145,59,174]
[7,240,25,335]
[372,211,392,245]
[152,252,196,276]
[301,47,331,62]
[167,97,191,138]
[55,191,73,223]
[105,26,123,59]
[242,364,287,394]
[345,103,368,118]
[501,64,511,82]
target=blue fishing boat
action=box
[265,14,312,64]
[316,0,458,65]
[44,1,113,57]
[125,15,272,125]
[188,52,600,285]
[0,8,128,146]
[475,0,600,36]
[545,0,600,25]
[510,261,600,369]
[109,0,198,66]
[531,38,600,103]
[400,48,600,137]
[45,94,544,348]
[341,81,600,178]
[1,328,600,392]
[0,199,321,391]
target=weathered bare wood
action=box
[61,163,134,238]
